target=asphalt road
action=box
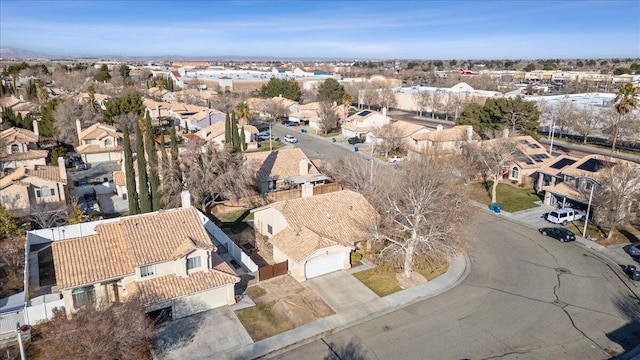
[269,124,357,161]
[274,211,640,360]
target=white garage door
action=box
[305,252,344,279]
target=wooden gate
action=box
[258,260,288,281]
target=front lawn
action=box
[470,182,541,212]
[353,267,402,297]
[415,261,449,281]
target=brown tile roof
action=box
[113,170,125,186]
[259,190,378,244]
[1,127,38,143]
[76,144,122,154]
[0,165,66,189]
[388,120,427,138]
[244,148,319,182]
[196,122,226,141]
[270,227,343,263]
[126,269,239,306]
[559,154,633,178]
[3,149,48,161]
[78,123,122,141]
[51,207,233,290]
[411,125,477,142]
[543,182,585,202]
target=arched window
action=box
[104,139,112,146]
[36,186,55,197]
[510,167,519,180]
[10,144,20,153]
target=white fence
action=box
[198,212,259,273]
[25,294,65,325]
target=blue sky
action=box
[1,1,638,59]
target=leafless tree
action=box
[375,122,405,157]
[212,91,241,114]
[53,98,96,145]
[414,91,432,117]
[462,138,518,204]
[301,88,318,104]
[318,101,339,134]
[113,112,141,135]
[261,99,287,120]
[570,105,604,143]
[158,147,183,210]
[601,108,639,153]
[376,85,397,110]
[369,156,471,278]
[32,298,157,360]
[551,100,577,139]
[181,142,256,213]
[361,83,379,110]
[591,164,640,240]
[26,201,68,230]
[321,154,380,194]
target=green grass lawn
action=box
[216,208,252,223]
[353,267,402,297]
[235,301,295,341]
[318,130,341,137]
[470,182,542,213]
[245,140,284,152]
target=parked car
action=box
[388,155,405,163]
[283,135,298,143]
[258,132,272,141]
[539,227,576,242]
[546,208,586,225]
[627,244,640,257]
[348,137,365,145]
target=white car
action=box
[283,135,298,143]
[388,155,405,163]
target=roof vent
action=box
[326,213,332,221]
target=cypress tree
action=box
[231,113,240,152]
[239,126,246,151]
[123,127,140,215]
[170,126,182,185]
[144,113,161,210]
[160,132,168,164]
[224,113,232,145]
[136,124,152,213]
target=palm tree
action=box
[341,93,353,122]
[234,101,250,126]
[612,83,639,154]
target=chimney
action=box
[76,119,82,143]
[32,119,39,138]
[436,124,443,131]
[299,158,309,176]
[57,157,67,181]
[382,106,387,117]
[301,182,313,198]
[181,189,191,208]
[466,125,473,141]
[502,128,509,138]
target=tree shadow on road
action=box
[606,293,640,358]
[323,339,369,360]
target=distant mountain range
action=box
[0,47,361,62]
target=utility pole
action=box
[16,323,26,360]
[269,122,272,152]
[582,184,595,238]
[369,143,375,185]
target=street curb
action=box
[218,253,471,360]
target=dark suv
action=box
[348,137,365,145]
[538,227,576,242]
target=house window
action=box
[584,181,594,192]
[510,167,519,180]
[267,225,273,235]
[72,286,96,308]
[268,179,277,191]
[140,265,154,277]
[10,144,20,153]
[36,186,55,198]
[187,256,201,270]
[1,195,9,204]
[14,194,20,201]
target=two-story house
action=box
[341,108,392,140]
[185,108,227,131]
[1,124,48,172]
[252,190,378,281]
[76,121,123,164]
[0,160,68,213]
[48,202,239,319]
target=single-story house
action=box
[195,122,258,150]
[252,189,378,281]
[341,108,391,139]
[407,125,479,159]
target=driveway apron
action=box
[303,270,379,313]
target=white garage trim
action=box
[304,252,345,279]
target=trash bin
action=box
[354,146,359,152]
[632,270,640,281]
[494,205,502,213]
[488,203,496,211]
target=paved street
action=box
[269,124,359,161]
[274,211,640,359]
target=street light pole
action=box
[269,122,272,152]
[582,184,595,238]
[16,323,26,360]
[369,143,375,186]
[548,118,556,156]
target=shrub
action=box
[351,251,363,263]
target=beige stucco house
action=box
[1,125,47,172]
[76,122,123,164]
[407,125,479,159]
[252,190,377,281]
[195,122,258,150]
[0,162,68,212]
[50,206,240,319]
[341,108,392,139]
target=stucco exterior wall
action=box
[172,285,234,319]
[252,208,289,238]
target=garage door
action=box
[305,252,344,279]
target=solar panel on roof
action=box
[540,154,549,159]
[358,110,372,116]
[577,158,610,172]
[520,140,530,144]
[550,158,577,169]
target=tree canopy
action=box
[317,78,346,103]
[93,64,111,82]
[259,78,301,101]
[102,93,145,124]
[456,96,540,138]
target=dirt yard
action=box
[235,275,334,341]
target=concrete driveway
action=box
[303,266,379,313]
[155,306,252,360]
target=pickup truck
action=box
[546,208,586,225]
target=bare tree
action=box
[462,138,518,204]
[158,147,183,210]
[601,108,639,153]
[370,157,471,278]
[551,100,577,139]
[591,164,640,240]
[570,105,603,143]
[53,98,96,145]
[261,99,287,121]
[375,122,404,157]
[321,154,379,194]
[26,201,68,230]
[414,91,432,117]
[318,101,339,134]
[376,85,397,110]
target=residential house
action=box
[48,204,239,319]
[146,86,173,102]
[533,155,579,194]
[1,125,48,172]
[244,148,329,194]
[143,99,174,124]
[341,108,391,140]
[375,120,430,151]
[195,122,258,150]
[169,103,207,130]
[505,136,556,186]
[185,108,227,131]
[252,190,378,281]
[76,92,110,111]
[0,161,68,213]
[0,95,38,118]
[406,125,479,159]
[76,121,123,164]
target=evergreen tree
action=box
[231,113,241,152]
[136,124,152,213]
[123,127,140,215]
[160,132,168,163]
[239,126,246,151]
[144,113,161,210]
[170,126,182,185]
[224,113,232,145]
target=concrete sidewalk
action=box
[215,254,470,360]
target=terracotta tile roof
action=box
[0,165,66,189]
[388,120,427,138]
[270,227,343,263]
[76,144,122,154]
[78,123,122,141]
[244,148,319,182]
[126,268,239,306]
[260,190,378,244]
[113,170,125,186]
[196,122,226,141]
[1,127,38,143]
[51,207,229,290]
[411,125,477,142]
[242,124,259,134]
[543,182,585,202]
[3,149,48,161]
